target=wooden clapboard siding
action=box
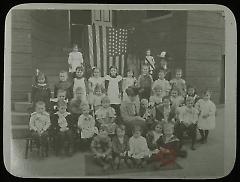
[185,11,225,104]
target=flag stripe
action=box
[115,56,119,71]
[95,24,101,69]
[121,55,124,76]
[92,25,97,67]
[88,25,94,67]
[102,25,107,76]
[99,25,104,76]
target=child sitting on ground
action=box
[29,101,51,158]
[31,72,51,112]
[54,70,73,100]
[91,125,112,171]
[112,124,132,170]
[170,68,186,97]
[50,101,74,156]
[95,96,117,137]
[128,126,151,168]
[78,103,98,151]
[152,69,171,97]
[174,96,199,150]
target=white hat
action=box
[159,51,167,58]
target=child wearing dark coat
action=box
[50,101,75,156]
[137,64,153,101]
[50,89,69,114]
[31,72,51,111]
[54,70,73,100]
[91,125,113,171]
[112,124,132,169]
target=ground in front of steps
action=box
[6,107,231,178]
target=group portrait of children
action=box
[29,44,217,172]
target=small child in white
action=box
[78,103,98,151]
[128,126,151,168]
[73,66,88,101]
[95,96,117,137]
[89,84,106,114]
[68,44,84,75]
[195,90,216,144]
[29,101,51,157]
[122,69,137,101]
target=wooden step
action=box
[12,125,30,139]
[11,91,29,102]
[12,112,30,125]
[14,102,32,112]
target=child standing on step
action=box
[31,72,51,112]
[89,84,106,114]
[170,68,187,97]
[29,101,51,158]
[50,89,69,114]
[78,103,98,151]
[68,44,84,78]
[105,66,123,119]
[195,90,216,144]
[137,64,153,101]
[144,49,155,76]
[91,125,113,171]
[73,66,88,101]
[88,67,105,97]
[122,69,137,101]
[184,85,200,106]
[54,70,73,101]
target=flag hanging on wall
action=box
[86,24,128,76]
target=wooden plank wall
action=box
[185,11,225,104]
[11,10,70,101]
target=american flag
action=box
[86,24,128,76]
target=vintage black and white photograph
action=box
[3,4,236,178]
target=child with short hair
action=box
[89,84,106,114]
[195,90,216,144]
[140,99,157,132]
[68,44,84,75]
[170,68,186,96]
[91,125,112,171]
[88,67,105,94]
[175,96,199,150]
[50,101,74,156]
[105,66,122,118]
[95,96,117,137]
[54,70,73,100]
[122,69,137,101]
[31,72,51,112]
[152,69,171,97]
[185,85,200,105]
[73,66,88,101]
[29,101,50,157]
[137,64,153,101]
[170,88,185,110]
[78,104,98,151]
[156,96,176,125]
[128,126,151,168]
[50,89,68,114]
[112,124,132,169]
[144,49,155,75]
[149,84,164,108]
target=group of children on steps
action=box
[28,45,216,171]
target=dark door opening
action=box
[220,55,225,104]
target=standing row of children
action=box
[29,44,216,171]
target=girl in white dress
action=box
[88,67,105,94]
[105,66,122,119]
[68,44,84,74]
[195,90,216,144]
[122,69,137,101]
[73,66,88,101]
